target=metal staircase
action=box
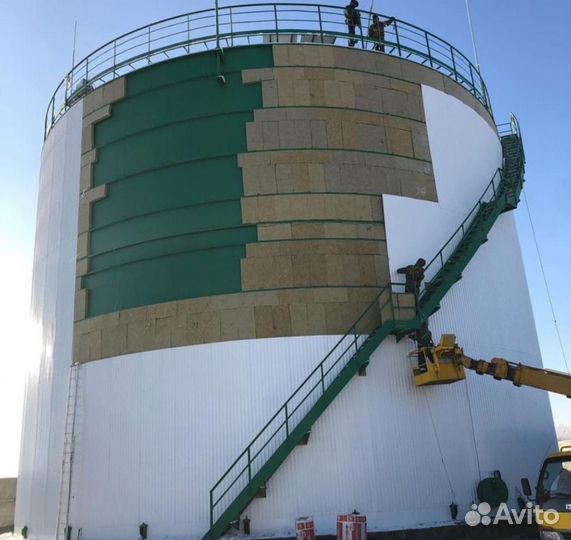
[203,115,525,540]
[416,117,525,320]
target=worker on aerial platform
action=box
[409,322,434,373]
[397,258,426,294]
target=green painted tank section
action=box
[84,46,274,317]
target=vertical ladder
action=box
[56,364,81,540]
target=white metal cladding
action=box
[15,103,83,539]
[21,86,557,539]
[69,336,342,539]
[71,86,556,538]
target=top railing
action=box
[44,2,492,138]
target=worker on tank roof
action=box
[344,0,362,47]
[397,258,426,294]
[368,14,396,52]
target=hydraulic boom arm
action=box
[457,353,571,397]
[413,334,571,398]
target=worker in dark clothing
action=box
[397,258,426,294]
[344,0,362,47]
[368,14,396,52]
[409,322,434,372]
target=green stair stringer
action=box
[416,116,525,320]
[203,114,525,540]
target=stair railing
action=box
[498,112,525,161]
[419,115,525,307]
[209,282,414,526]
[208,115,524,533]
[419,167,503,296]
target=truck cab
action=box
[523,448,571,540]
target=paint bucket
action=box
[336,514,367,540]
[296,517,315,540]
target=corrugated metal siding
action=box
[15,103,83,539]
[73,212,555,540]
[21,85,556,539]
[70,86,555,538]
[71,336,341,539]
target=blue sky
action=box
[0,0,569,477]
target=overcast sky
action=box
[0,0,569,478]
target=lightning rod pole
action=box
[465,0,481,71]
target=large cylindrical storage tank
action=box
[16,6,556,540]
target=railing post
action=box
[510,112,518,135]
[468,63,476,97]
[69,67,74,102]
[50,98,55,130]
[424,32,433,67]
[247,447,252,482]
[450,46,458,82]
[186,14,191,53]
[274,5,279,42]
[320,364,325,394]
[317,5,324,44]
[210,490,214,527]
[483,80,491,112]
[64,75,70,107]
[147,27,151,64]
[229,7,234,46]
[284,404,289,437]
[353,325,358,354]
[215,0,220,50]
[393,20,402,56]
[85,58,89,86]
[113,41,117,79]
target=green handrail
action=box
[418,113,525,317]
[208,281,413,527]
[44,2,490,137]
[205,116,525,538]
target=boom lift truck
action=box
[410,335,571,540]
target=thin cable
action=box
[523,190,570,373]
[463,379,483,481]
[465,0,481,70]
[424,394,456,500]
